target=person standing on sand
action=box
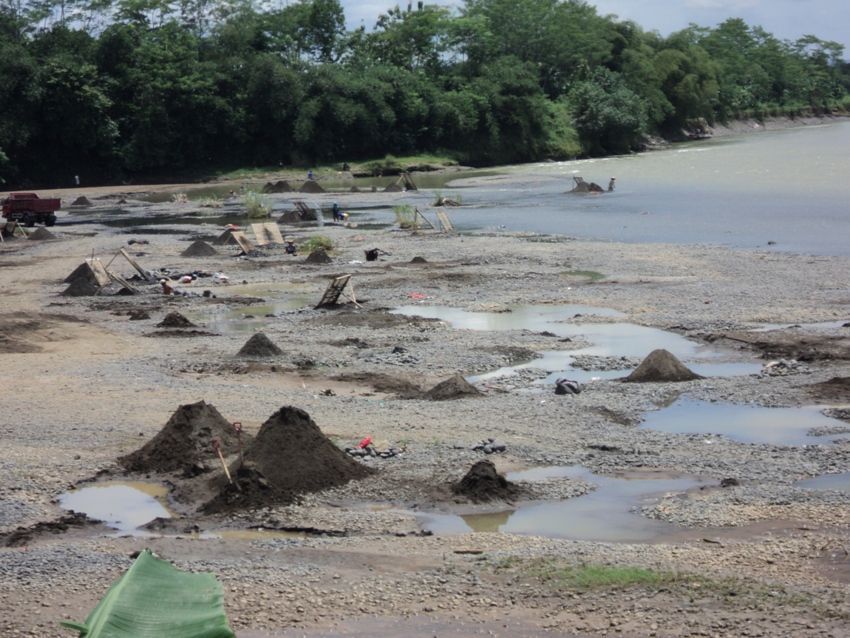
[608,177,616,192]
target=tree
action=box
[569,67,647,155]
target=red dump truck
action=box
[1,192,61,227]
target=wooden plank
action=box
[230,230,254,254]
[435,209,454,233]
[315,274,352,308]
[88,259,112,287]
[413,208,434,230]
[251,223,270,246]
[105,270,140,295]
[119,248,154,281]
[264,222,284,244]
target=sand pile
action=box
[452,460,520,503]
[214,229,238,246]
[205,406,373,510]
[300,181,325,193]
[237,332,282,357]
[384,183,402,192]
[424,374,482,400]
[71,196,92,206]
[28,227,55,240]
[305,249,332,264]
[64,263,98,284]
[62,278,100,296]
[157,312,196,328]
[181,240,218,257]
[119,401,248,474]
[410,256,428,263]
[624,349,702,383]
[262,180,293,193]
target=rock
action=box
[720,478,740,487]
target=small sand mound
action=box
[157,312,196,328]
[205,406,373,511]
[62,278,100,296]
[237,332,282,357]
[181,240,218,257]
[384,183,403,192]
[28,227,55,240]
[119,401,248,473]
[624,349,702,383]
[305,249,332,264]
[300,181,325,193]
[452,460,521,503]
[410,256,427,263]
[71,196,92,206]
[350,186,361,193]
[214,229,238,245]
[424,374,482,400]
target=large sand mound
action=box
[181,240,218,257]
[205,406,373,510]
[452,460,520,503]
[624,349,702,383]
[237,332,282,357]
[424,374,482,400]
[300,181,325,193]
[119,401,248,474]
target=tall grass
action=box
[243,191,271,218]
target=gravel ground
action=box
[0,184,848,637]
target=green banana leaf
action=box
[61,549,235,638]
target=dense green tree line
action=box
[0,0,847,186]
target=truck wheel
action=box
[45,216,56,227]
[23,214,35,228]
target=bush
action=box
[393,204,417,229]
[364,154,403,176]
[301,235,334,252]
[243,191,271,218]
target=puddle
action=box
[186,283,315,333]
[59,482,171,532]
[797,472,850,493]
[640,398,849,445]
[393,304,756,383]
[418,466,701,542]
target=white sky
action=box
[341,1,850,50]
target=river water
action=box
[439,121,850,256]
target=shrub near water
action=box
[243,191,271,218]
[301,235,334,253]
[393,204,417,229]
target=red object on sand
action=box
[357,436,372,449]
[407,292,427,300]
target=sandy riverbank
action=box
[0,188,848,637]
